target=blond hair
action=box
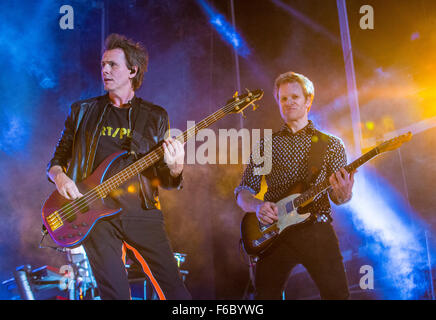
[273,71,314,105]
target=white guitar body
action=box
[275,193,312,233]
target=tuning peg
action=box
[245,88,252,97]
[252,104,259,111]
[240,111,246,119]
[233,91,239,99]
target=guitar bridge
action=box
[47,211,63,231]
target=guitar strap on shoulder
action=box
[305,129,329,187]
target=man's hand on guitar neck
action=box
[49,165,83,200]
[329,167,355,205]
[163,137,185,177]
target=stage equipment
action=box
[2,245,97,300]
[127,252,188,300]
[2,265,67,300]
[64,246,98,300]
[13,265,34,300]
[241,253,257,300]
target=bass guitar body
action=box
[41,151,126,248]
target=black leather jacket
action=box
[47,94,182,210]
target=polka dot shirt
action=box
[235,120,347,219]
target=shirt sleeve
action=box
[326,136,347,175]
[325,136,348,198]
[46,104,78,182]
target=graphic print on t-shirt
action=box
[100,126,132,140]
[93,105,132,171]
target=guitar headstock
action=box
[226,89,264,115]
[377,131,413,153]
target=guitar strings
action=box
[52,132,186,223]
[49,96,257,225]
[53,93,261,224]
[51,119,207,224]
[52,101,238,222]
[48,146,160,224]
[292,147,377,207]
[52,115,215,223]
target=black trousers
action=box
[82,208,191,300]
[255,222,349,300]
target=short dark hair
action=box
[104,33,148,91]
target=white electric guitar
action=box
[240,132,413,255]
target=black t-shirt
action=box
[93,104,143,211]
[93,104,132,169]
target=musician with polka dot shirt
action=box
[235,71,355,300]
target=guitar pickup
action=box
[259,222,273,232]
[47,211,63,231]
[253,230,278,247]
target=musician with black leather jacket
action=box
[47,93,181,210]
[47,33,191,300]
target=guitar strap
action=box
[305,129,329,187]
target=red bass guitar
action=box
[42,90,263,247]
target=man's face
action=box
[277,81,311,123]
[101,48,134,93]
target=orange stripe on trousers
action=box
[122,242,166,300]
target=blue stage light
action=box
[345,167,431,299]
[197,0,250,57]
[0,0,59,153]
